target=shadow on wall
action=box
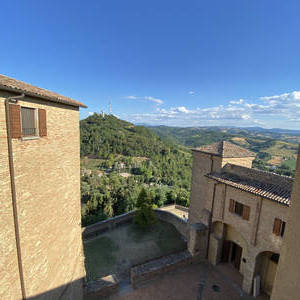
[26,278,85,300]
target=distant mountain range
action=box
[141,124,300,136]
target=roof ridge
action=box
[192,140,256,158]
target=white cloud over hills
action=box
[122,91,300,129]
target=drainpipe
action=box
[5,94,26,300]
[206,182,220,258]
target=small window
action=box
[21,107,37,137]
[9,105,47,139]
[273,218,286,237]
[234,202,244,216]
[229,199,250,220]
[270,253,280,264]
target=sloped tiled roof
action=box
[0,74,87,108]
[193,141,256,158]
[206,164,292,206]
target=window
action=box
[9,104,47,139]
[273,218,286,237]
[270,253,280,264]
[21,107,36,137]
[229,199,250,220]
[234,202,244,216]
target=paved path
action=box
[159,205,189,221]
[110,262,269,300]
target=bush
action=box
[134,188,157,229]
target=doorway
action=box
[222,240,243,271]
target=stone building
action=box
[188,141,292,297]
[271,146,300,300]
[0,75,87,299]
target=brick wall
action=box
[0,92,85,299]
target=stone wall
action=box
[154,209,188,238]
[83,207,188,240]
[271,149,300,300]
[85,274,120,300]
[82,211,136,240]
[0,92,85,299]
[130,251,193,288]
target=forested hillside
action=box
[80,114,192,226]
[150,125,298,177]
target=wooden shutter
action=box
[38,109,47,137]
[273,218,282,236]
[242,205,250,220]
[9,104,21,138]
[229,199,235,213]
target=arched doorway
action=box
[255,251,280,296]
[222,240,243,271]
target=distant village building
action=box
[0,74,86,299]
[188,141,291,297]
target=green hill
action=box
[80,114,180,158]
[80,114,192,226]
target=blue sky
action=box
[1,0,300,129]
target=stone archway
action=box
[255,251,280,296]
[209,222,248,270]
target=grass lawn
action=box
[281,158,297,170]
[83,220,187,281]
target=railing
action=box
[22,128,37,137]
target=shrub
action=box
[134,188,157,229]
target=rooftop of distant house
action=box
[193,141,256,158]
[197,141,293,206]
[0,74,87,108]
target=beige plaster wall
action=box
[188,151,213,224]
[271,149,300,300]
[0,92,85,299]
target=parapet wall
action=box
[82,206,188,240]
[130,250,193,288]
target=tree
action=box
[134,188,156,229]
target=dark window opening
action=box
[270,253,280,264]
[234,202,244,216]
[21,107,36,137]
[273,218,286,237]
[280,221,286,237]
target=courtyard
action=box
[111,262,269,300]
[83,219,187,281]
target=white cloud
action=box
[189,91,195,95]
[121,90,300,129]
[229,99,244,105]
[176,106,190,113]
[125,95,138,100]
[88,112,95,116]
[144,96,164,105]
[125,95,164,105]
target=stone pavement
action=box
[159,205,189,221]
[110,262,269,300]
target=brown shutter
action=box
[9,104,21,138]
[273,218,282,236]
[242,205,250,220]
[229,199,235,213]
[38,109,47,137]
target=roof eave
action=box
[0,84,87,108]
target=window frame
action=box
[20,106,39,139]
[273,218,286,237]
[229,199,250,220]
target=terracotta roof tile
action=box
[0,74,87,108]
[193,141,256,158]
[207,166,292,206]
